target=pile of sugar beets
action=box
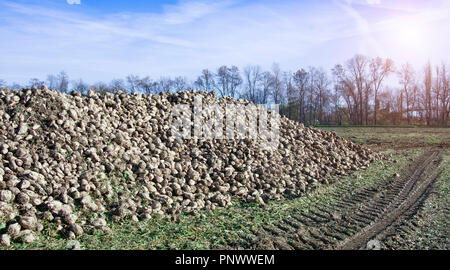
[0,86,384,246]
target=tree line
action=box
[1,54,448,126]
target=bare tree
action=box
[9,83,23,90]
[58,71,70,93]
[346,55,369,125]
[433,63,450,126]
[284,71,296,120]
[439,63,449,126]
[432,63,450,126]
[306,67,318,124]
[216,66,230,97]
[46,71,69,93]
[292,69,308,122]
[194,69,215,92]
[126,74,140,93]
[271,63,284,105]
[392,89,403,125]
[173,76,189,92]
[91,82,110,94]
[0,79,6,88]
[194,77,204,91]
[376,90,391,124]
[28,78,45,89]
[397,63,415,124]
[260,71,274,104]
[423,62,433,126]
[157,77,174,93]
[110,79,126,93]
[312,67,331,123]
[370,57,394,125]
[243,65,262,103]
[46,74,58,90]
[330,68,344,125]
[72,79,89,95]
[138,76,156,94]
[333,64,359,125]
[216,66,242,98]
[229,66,242,98]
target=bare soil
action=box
[229,149,445,250]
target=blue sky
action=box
[1,0,449,85]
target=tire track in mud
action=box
[231,149,444,250]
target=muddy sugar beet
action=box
[0,86,383,245]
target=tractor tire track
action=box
[233,149,443,250]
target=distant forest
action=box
[1,54,448,127]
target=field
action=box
[2,127,449,250]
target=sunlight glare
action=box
[390,19,426,52]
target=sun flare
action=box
[390,19,426,51]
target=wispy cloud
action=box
[335,0,385,56]
[161,0,235,25]
[67,0,81,5]
[0,0,449,84]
